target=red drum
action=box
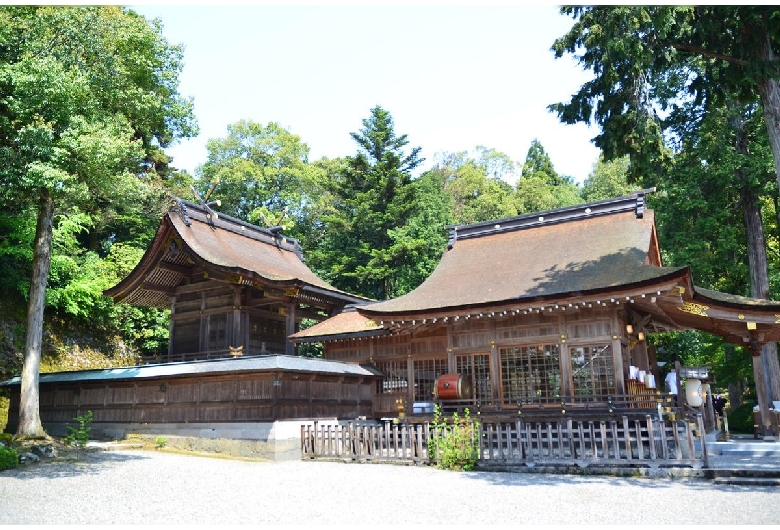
[434,374,473,400]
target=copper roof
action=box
[104,199,367,308]
[362,204,680,316]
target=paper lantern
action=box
[686,378,703,407]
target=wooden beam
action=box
[158,260,192,276]
[175,279,230,295]
[140,282,176,296]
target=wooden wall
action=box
[4,370,376,434]
[325,305,630,416]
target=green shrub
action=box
[726,402,756,433]
[0,445,18,471]
[428,405,480,471]
[154,436,167,449]
[0,432,13,446]
[64,410,92,449]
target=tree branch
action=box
[673,43,749,67]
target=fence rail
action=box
[301,414,708,468]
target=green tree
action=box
[430,151,517,225]
[385,170,452,295]
[581,156,637,203]
[0,6,196,438]
[320,106,423,300]
[551,5,780,425]
[197,120,327,243]
[516,139,582,213]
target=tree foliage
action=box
[0,6,196,437]
[318,106,423,300]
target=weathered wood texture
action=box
[301,415,708,468]
[326,306,641,418]
[5,372,375,432]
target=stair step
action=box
[713,477,780,486]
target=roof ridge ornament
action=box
[168,197,191,227]
[190,179,222,229]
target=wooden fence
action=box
[301,414,709,468]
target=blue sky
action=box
[130,4,601,184]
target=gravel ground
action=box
[1,449,779,525]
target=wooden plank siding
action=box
[325,305,642,419]
[301,414,709,468]
[10,371,376,433]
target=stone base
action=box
[41,420,322,461]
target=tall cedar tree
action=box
[551,5,780,427]
[326,106,423,300]
[0,7,196,438]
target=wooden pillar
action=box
[285,303,296,355]
[232,285,242,351]
[489,320,500,407]
[612,335,626,396]
[199,291,207,354]
[447,323,455,373]
[560,313,572,397]
[168,295,176,361]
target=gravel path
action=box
[1,450,778,525]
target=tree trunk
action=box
[16,191,54,439]
[740,181,780,434]
[733,94,780,433]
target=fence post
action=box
[697,414,709,468]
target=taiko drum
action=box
[434,373,473,400]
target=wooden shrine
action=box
[292,189,780,422]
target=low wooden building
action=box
[292,189,780,423]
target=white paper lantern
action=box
[686,378,703,407]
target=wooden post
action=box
[285,303,296,356]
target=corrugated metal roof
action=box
[0,355,381,386]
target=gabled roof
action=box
[362,189,677,316]
[104,199,368,309]
[292,190,780,348]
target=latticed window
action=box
[207,314,228,352]
[499,345,561,403]
[413,358,447,401]
[375,361,408,394]
[456,354,492,404]
[571,344,615,396]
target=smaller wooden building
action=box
[105,197,369,361]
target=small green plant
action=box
[0,445,18,471]
[154,436,167,449]
[64,410,93,449]
[428,404,480,471]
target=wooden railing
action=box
[301,414,708,468]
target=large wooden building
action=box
[292,189,780,423]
